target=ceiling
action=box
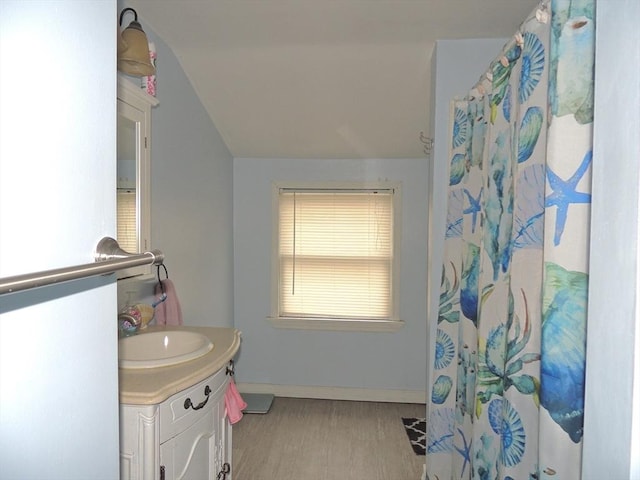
[128,0,540,159]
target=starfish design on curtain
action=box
[455,427,472,477]
[545,150,592,246]
[463,187,482,233]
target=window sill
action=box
[267,317,405,333]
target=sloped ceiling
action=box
[128,0,540,159]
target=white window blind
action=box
[278,188,394,320]
[117,189,137,253]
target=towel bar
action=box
[0,237,164,296]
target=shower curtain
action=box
[426,0,594,478]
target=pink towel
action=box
[224,379,247,424]
[154,279,183,326]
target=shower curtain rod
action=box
[0,237,164,296]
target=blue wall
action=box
[117,2,234,327]
[234,157,428,399]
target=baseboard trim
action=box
[236,382,426,404]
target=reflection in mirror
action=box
[116,77,157,278]
[117,113,138,254]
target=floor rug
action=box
[402,417,426,455]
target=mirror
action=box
[117,108,140,254]
[116,76,158,277]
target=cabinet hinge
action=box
[145,136,148,148]
[160,465,165,480]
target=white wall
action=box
[426,37,508,408]
[0,1,120,478]
[117,2,235,328]
[234,158,428,399]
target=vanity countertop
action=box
[119,326,241,405]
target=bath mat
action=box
[402,417,426,455]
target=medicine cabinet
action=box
[117,76,158,278]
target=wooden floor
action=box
[232,397,425,480]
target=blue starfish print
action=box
[545,149,592,246]
[463,187,482,234]
[428,431,455,454]
[454,427,472,477]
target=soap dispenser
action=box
[118,311,141,336]
[118,291,142,336]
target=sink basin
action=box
[119,330,213,369]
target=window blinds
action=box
[117,189,137,253]
[278,189,393,320]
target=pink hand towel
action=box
[224,379,247,425]
[154,279,183,326]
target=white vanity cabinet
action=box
[120,367,232,480]
[119,327,241,480]
[159,368,232,480]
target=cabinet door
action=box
[214,399,233,480]
[160,408,216,480]
[211,389,232,479]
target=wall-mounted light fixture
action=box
[117,8,155,77]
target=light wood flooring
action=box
[232,397,425,480]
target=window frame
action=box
[269,181,404,332]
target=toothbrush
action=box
[152,293,167,307]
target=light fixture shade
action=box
[118,14,155,77]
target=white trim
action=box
[236,382,426,404]
[267,316,405,332]
[117,76,159,107]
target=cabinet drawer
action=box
[159,367,228,444]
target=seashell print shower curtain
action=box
[426,0,594,478]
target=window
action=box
[117,188,137,254]
[270,184,402,332]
